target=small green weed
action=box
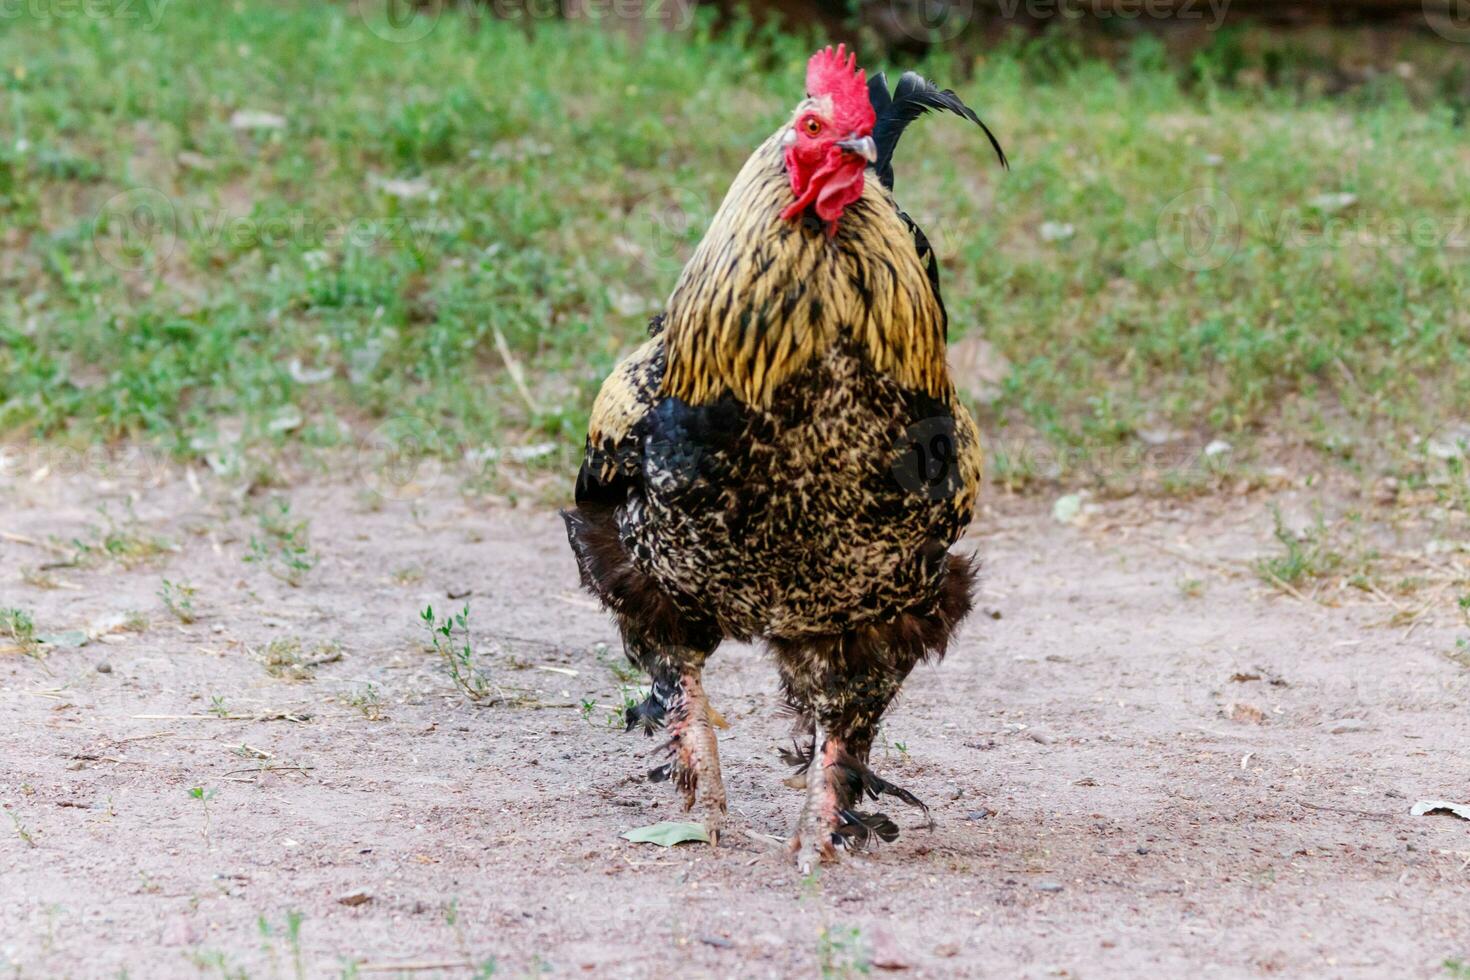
[818,925,871,978]
[1254,508,1344,589]
[159,579,199,623]
[189,786,217,846]
[6,807,36,847]
[185,950,249,980]
[345,683,385,721]
[1,608,39,655]
[259,910,306,980]
[421,604,499,704]
[260,637,341,681]
[245,500,317,587]
[68,506,172,569]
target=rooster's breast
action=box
[626,342,979,640]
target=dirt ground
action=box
[2,456,1468,979]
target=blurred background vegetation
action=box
[1,0,1467,499]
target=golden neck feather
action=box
[659,131,950,408]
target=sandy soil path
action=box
[2,469,1467,978]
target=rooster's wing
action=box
[573,324,666,510]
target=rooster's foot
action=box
[788,736,929,871]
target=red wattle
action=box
[783,148,864,226]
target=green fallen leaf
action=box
[621,821,710,847]
[37,630,88,648]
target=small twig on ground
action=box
[129,712,311,722]
[357,963,475,974]
[114,731,176,744]
[1295,799,1396,820]
[1,531,69,554]
[740,828,789,853]
[492,325,540,416]
[1259,570,1323,610]
[1150,543,1249,578]
[220,765,315,777]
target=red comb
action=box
[805,44,875,133]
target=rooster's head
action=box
[780,44,877,229]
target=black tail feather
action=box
[779,738,815,774]
[834,749,930,817]
[834,809,901,850]
[624,677,679,735]
[625,693,666,734]
[868,70,1008,191]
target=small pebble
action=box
[964,808,993,821]
[1034,880,1064,893]
[947,783,963,801]
[95,662,112,674]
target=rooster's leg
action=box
[781,651,929,870]
[791,723,842,874]
[624,635,727,842]
[654,667,727,841]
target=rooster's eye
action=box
[803,117,822,137]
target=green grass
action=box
[2,3,1468,490]
[1,607,38,653]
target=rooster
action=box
[564,45,1006,871]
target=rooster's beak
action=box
[836,135,877,164]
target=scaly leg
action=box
[779,644,929,870]
[791,723,842,874]
[649,667,727,841]
[623,632,727,842]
